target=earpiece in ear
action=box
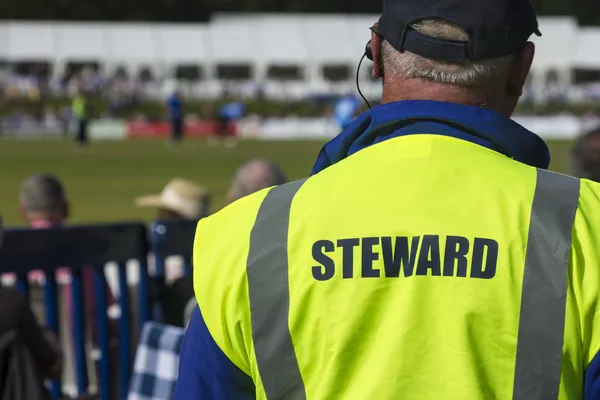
[365,40,374,61]
[365,39,383,78]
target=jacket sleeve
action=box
[0,288,58,372]
[173,307,255,400]
[585,351,600,400]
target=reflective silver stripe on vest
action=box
[513,169,580,400]
[247,179,308,400]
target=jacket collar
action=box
[311,100,550,175]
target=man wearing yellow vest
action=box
[174,0,600,398]
[72,91,88,146]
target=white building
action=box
[0,15,595,100]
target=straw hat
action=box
[135,178,210,219]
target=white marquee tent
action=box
[574,28,600,70]
[0,15,596,91]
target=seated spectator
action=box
[0,214,62,399]
[0,215,62,399]
[571,126,600,182]
[135,178,211,221]
[0,288,63,383]
[128,322,185,400]
[6,174,70,290]
[19,174,69,229]
[136,178,210,327]
[226,159,288,204]
[168,161,287,328]
[18,174,116,396]
[18,174,80,316]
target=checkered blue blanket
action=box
[128,322,185,400]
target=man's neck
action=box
[381,78,504,115]
[26,213,63,228]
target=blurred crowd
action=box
[0,67,145,102]
[0,66,354,137]
[4,66,600,141]
[4,64,600,106]
[0,66,267,105]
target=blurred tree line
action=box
[0,0,599,25]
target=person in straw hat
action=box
[135,178,211,328]
[135,178,211,221]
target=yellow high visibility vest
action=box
[72,96,87,120]
[194,134,600,399]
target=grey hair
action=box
[382,20,514,87]
[19,174,67,214]
[231,159,288,201]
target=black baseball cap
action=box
[378,0,541,63]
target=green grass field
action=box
[0,138,574,226]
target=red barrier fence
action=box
[126,120,238,138]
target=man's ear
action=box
[506,42,535,96]
[372,28,383,79]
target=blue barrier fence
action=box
[0,219,197,400]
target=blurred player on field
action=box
[212,99,245,148]
[333,93,360,130]
[166,90,184,146]
[72,90,89,147]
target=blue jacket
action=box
[173,100,600,400]
[167,95,182,120]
